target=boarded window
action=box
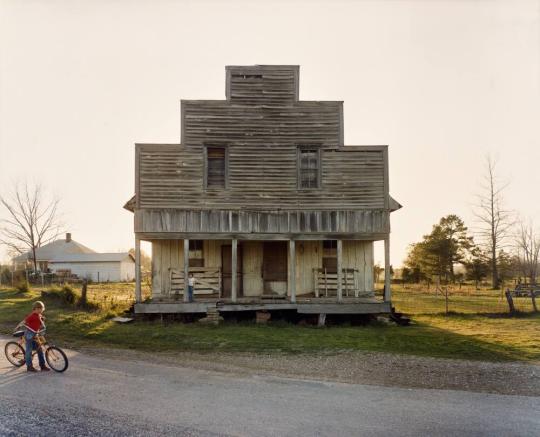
[189,240,203,267]
[298,148,320,189]
[206,147,226,189]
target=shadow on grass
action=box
[1,288,537,362]
[56,312,538,363]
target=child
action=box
[23,301,49,372]
[188,273,195,302]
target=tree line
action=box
[402,157,539,289]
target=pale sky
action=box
[1,0,539,266]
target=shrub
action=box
[15,281,30,293]
[41,285,77,305]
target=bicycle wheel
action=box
[45,346,69,372]
[4,342,25,367]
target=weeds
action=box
[15,281,30,294]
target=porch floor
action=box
[134,296,391,315]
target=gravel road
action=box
[1,336,539,436]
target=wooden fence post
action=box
[531,290,538,312]
[81,279,88,306]
[505,289,515,314]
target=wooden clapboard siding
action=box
[226,65,299,106]
[182,100,342,148]
[135,209,389,236]
[137,144,386,211]
[151,239,373,297]
[134,65,390,214]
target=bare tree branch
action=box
[0,181,65,272]
[514,218,540,283]
[472,155,515,288]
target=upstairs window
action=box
[205,146,227,189]
[298,147,321,189]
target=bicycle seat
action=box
[12,330,24,338]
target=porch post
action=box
[231,239,238,302]
[289,240,296,303]
[183,239,189,302]
[336,239,343,302]
[135,236,142,303]
[384,236,391,302]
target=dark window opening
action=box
[189,240,203,267]
[298,148,320,189]
[206,147,226,189]
[232,74,263,80]
[322,240,337,273]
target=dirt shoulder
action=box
[77,345,540,397]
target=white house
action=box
[49,253,135,282]
[12,233,135,282]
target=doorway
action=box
[262,241,288,295]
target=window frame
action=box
[203,144,229,190]
[188,240,204,267]
[296,145,322,190]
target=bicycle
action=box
[4,327,69,373]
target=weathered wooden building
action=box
[125,65,401,318]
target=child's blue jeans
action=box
[188,285,194,302]
[25,330,45,369]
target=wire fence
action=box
[381,284,538,316]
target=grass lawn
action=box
[1,285,538,362]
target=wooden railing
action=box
[170,267,221,296]
[313,268,373,298]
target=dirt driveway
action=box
[1,336,539,436]
[77,343,540,397]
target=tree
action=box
[0,182,63,272]
[473,156,514,289]
[515,219,540,284]
[128,248,152,275]
[404,215,474,283]
[373,263,383,283]
[401,266,425,284]
[463,246,489,289]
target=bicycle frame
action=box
[17,330,48,358]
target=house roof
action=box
[123,195,136,212]
[13,237,96,262]
[49,253,135,263]
[389,196,403,212]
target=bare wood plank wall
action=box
[226,65,299,105]
[151,239,373,297]
[137,145,386,210]
[135,209,390,235]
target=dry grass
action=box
[1,283,538,362]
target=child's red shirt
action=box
[24,312,43,333]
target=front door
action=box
[263,241,288,295]
[221,245,243,298]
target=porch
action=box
[133,236,392,315]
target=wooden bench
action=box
[512,284,540,297]
[170,267,221,296]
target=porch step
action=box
[198,305,224,325]
[261,294,287,300]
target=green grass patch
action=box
[1,287,538,362]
